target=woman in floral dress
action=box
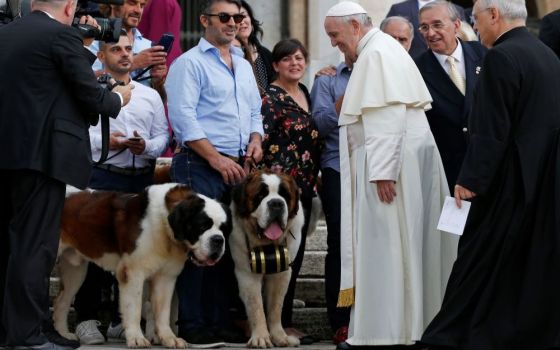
[260,38,321,344]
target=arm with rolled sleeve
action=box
[142,93,170,158]
[311,75,339,137]
[165,57,207,144]
[361,104,406,183]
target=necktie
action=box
[447,56,466,95]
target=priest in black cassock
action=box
[421,0,560,349]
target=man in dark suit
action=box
[422,0,560,348]
[386,0,466,58]
[414,0,486,192]
[0,0,132,349]
[539,9,560,59]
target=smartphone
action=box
[156,33,175,53]
[128,137,142,141]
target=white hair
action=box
[333,13,373,28]
[419,0,462,21]
[477,0,527,20]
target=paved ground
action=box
[79,340,335,350]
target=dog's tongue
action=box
[264,222,283,240]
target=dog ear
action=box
[167,205,186,240]
[167,195,205,242]
[231,182,249,217]
[220,203,233,238]
[165,184,191,212]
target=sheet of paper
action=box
[437,196,471,236]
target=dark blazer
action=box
[0,11,121,188]
[539,9,560,59]
[387,0,466,59]
[415,40,486,191]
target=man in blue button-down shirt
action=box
[165,0,263,346]
[310,57,352,345]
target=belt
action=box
[94,163,153,176]
[176,146,240,162]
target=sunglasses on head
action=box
[204,12,245,24]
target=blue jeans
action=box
[319,167,350,331]
[171,149,232,332]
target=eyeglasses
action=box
[204,12,245,24]
[470,8,492,24]
[418,21,446,33]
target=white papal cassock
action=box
[337,28,459,345]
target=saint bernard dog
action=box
[53,183,231,348]
[230,170,304,348]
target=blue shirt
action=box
[310,62,351,172]
[165,37,263,157]
[89,28,152,82]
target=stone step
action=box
[305,223,327,251]
[294,278,325,306]
[293,307,331,342]
[300,251,326,278]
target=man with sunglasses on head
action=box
[166,0,263,347]
[414,0,486,193]
[89,0,168,93]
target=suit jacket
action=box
[387,0,466,59]
[539,9,560,59]
[415,40,486,191]
[0,11,121,188]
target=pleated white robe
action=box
[337,28,458,346]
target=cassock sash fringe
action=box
[337,287,355,307]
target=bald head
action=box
[32,0,77,25]
[380,16,414,52]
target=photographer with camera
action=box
[0,1,133,349]
[71,31,169,345]
[90,0,167,94]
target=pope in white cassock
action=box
[323,2,458,348]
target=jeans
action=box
[171,149,232,332]
[319,167,350,331]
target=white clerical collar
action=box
[418,0,435,9]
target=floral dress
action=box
[260,84,321,204]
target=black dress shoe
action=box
[336,341,374,350]
[12,341,74,350]
[41,323,80,349]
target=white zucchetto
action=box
[326,1,367,17]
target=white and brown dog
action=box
[230,170,304,348]
[53,183,231,348]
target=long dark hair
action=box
[240,0,264,47]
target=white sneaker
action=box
[75,320,105,345]
[106,323,126,340]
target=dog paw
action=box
[270,330,299,348]
[60,332,78,341]
[247,334,273,348]
[161,336,188,349]
[126,335,152,348]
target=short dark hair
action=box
[271,38,308,64]
[240,0,264,46]
[99,29,129,51]
[199,0,241,15]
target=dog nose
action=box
[209,235,224,250]
[268,199,284,213]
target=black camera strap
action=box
[93,76,125,164]
[93,114,110,164]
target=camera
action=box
[72,0,124,42]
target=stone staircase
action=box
[293,221,331,341]
[49,220,332,340]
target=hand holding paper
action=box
[438,196,471,236]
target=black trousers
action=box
[0,169,65,346]
[319,168,350,331]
